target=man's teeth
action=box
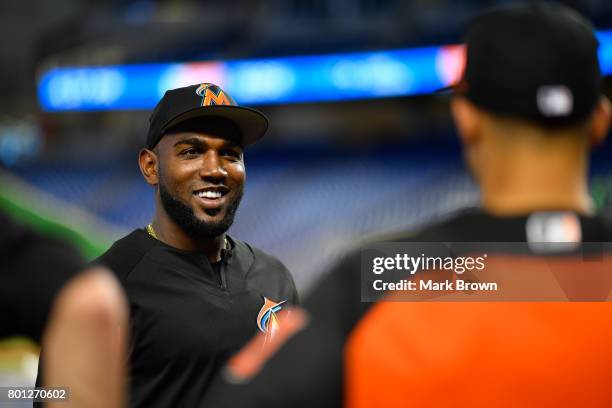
[198,191,222,199]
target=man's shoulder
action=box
[581,211,612,241]
[363,208,612,243]
[231,237,290,274]
[92,229,156,283]
[404,208,499,241]
[359,208,492,243]
[230,237,298,303]
[352,208,612,251]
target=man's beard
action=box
[159,181,243,240]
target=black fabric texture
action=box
[39,228,298,408]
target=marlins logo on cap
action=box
[146,82,269,149]
[195,83,233,107]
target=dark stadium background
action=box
[1,0,611,392]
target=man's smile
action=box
[192,185,231,210]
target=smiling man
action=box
[93,83,298,407]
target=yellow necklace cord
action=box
[146,223,228,249]
[146,223,157,239]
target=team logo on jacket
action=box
[257,297,286,338]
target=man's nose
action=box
[199,151,227,181]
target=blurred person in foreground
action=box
[75,83,298,408]
[1,209,127,408]
[203,3,612,407]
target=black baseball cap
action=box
[146,83,269,149]
[449,3,602,124]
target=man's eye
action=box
[182,148,199,156]
[221,150,241,159]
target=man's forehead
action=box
[159,131,242,148]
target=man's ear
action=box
[139,148,159,186]
[589,96,611,147]
[450,97,481,147]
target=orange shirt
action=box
[346,301,612,407]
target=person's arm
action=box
[42,267,128,408]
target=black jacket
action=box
[92,229,297,408]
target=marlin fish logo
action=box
[195,83,231,106]
[257,297,286,337]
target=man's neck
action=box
[150,214,225,263]
[476,117,597,216]
[479,147,593,216]
[482,188,594,216]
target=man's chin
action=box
[158,182,242,240]
[194,210,233,228]
[194,208,226,222]
[189,202,238,238]
[196,218,227,229]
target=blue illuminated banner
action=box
[597,31,612,79]
[37,30,612,111]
